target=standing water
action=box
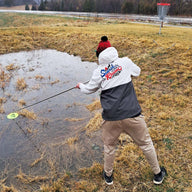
[0,49,103,190]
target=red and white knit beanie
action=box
[96,36,111,57]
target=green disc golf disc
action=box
[7,113,19,120]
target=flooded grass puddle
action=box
[0,49,103,190]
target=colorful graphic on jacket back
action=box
[101,64,122,80]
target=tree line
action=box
[14,0,192,16]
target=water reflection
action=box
[0,49,103,190]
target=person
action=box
[76,36,167,185]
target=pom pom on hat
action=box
[101,36,108,41]
[96,36,111,57]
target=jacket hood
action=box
[98,47,118,65]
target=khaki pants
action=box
[102,115,160,176]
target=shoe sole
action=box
[153,177,164,185]
[105,181,113,185]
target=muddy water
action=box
[0,50,103,190]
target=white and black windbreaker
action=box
[79,47,141,121]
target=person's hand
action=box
[76,83,80,89]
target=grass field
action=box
[0,12,192,192]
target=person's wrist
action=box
[76,83,80,89]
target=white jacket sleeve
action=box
[128,58,141,77]
[79,68,102,94]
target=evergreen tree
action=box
[83,0,95,12]
[25,4,30,10]
[31,4,37,10]
[38,0,45,10]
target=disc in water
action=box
[7,113,19,120]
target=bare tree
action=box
[4,0,14,6]
[34,0,191,16]
[110,0,123,13]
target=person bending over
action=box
[76,36,167,185]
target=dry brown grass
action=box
[0,106,5,114]
[0,184,17,192]
[32,84,40,90]
[18,99,26,106]
[16,168,48,183]
[0,98,6,114]
[35,75,44,80]
[51,136,79,148]
[0,66,10,89]
[86,99,101,111]
[0,97,7,105]
[84,113,103,136]
[0,12,191,192]
[30,153,45,167]
[5,63,18,71]
[18,109,37,120]
[50,79,60,85]
[66,136,78,146]
[16,77,27,90]
[64,118,84,122]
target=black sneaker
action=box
[103,171,113,185]
[153,167,167,185]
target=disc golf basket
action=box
[157,1,171,34]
